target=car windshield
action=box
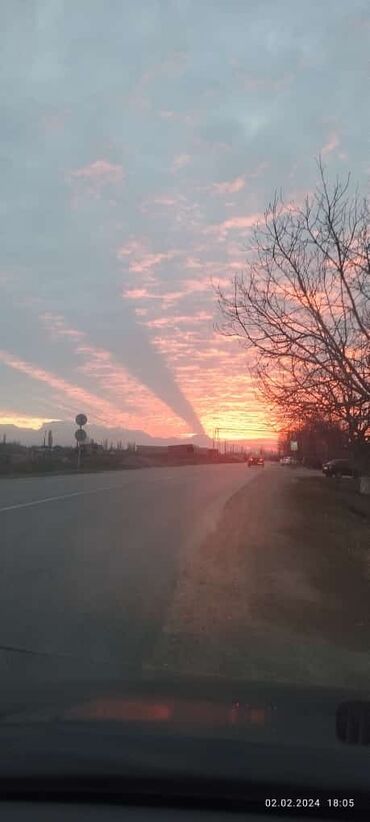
[0,0,369,806]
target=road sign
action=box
[75,428,87,443]
[75,413,87,427]
[290,440,298,451]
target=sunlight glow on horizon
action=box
[200,409,279,443]
[0,415,60,430]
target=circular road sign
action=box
[75,413,87,427]
[75,428,87,443]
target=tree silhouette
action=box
[218,161,370,448]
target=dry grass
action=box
[145,468,370,689]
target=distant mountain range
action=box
[0,421,276,450]
[0,421,212,448]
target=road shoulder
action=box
[145,467,370,689]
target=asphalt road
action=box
[0,463,258,686]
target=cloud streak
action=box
[212,176,245,194]
[0,349,128,426]
[70,159,124,185]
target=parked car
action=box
[248,455,264,467]
[280,456,299,465]
[322,458,358,478]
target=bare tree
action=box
[217,161,370,446]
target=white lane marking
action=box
[0,474,176,514]
[0,484,130,514]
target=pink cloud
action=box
[0,349,128,426]
[117,241,175,271]
[212,176,245,195]
[40,312,209,437]
[157,277,210,301]
[40,313,86,342]
[141,192,204,229]
[74,343,200,436]
[117,239,145,257]
[69,159,124,187]
[159,110,176,119]
[123,288,151,299]
[9,311,197,436]
[160,291,186,306]
[233,67,293,95]
[184,256,202,269]
[180,277,209,295]
[158,109,195,126]
[321,131,340,156]
[219,214,262,231]
[117,240,180,284]
[203,212,263,242]
[129,252,176,274]
[154,195,179,206]
[139,194,181,214]
[172,153,191,171]
[145,311,213,329]
[124,286,186,307]
[186,277,210,293]
[123,275,212,310]
[145,317,179,329]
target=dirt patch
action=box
[145,468,370,689]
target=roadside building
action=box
[168,444,195,456]
[136,445,169,457]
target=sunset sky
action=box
[1,0,369,443]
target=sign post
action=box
[75,414,88,469]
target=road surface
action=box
[0,463,257,686]
[2,463,369,694]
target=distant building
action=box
[168,444,195,456]
[136,445,169,456]
[196,447,219,459]
[134,443,219,462]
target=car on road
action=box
[322,458,358,478]
[248,455,264,467]
[280,456,299,465]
